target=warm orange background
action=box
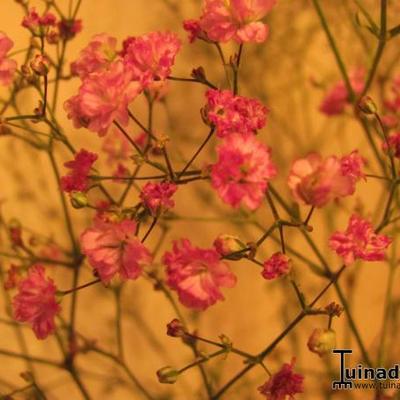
[0,1,400,399]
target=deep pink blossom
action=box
[288,153,355,208]
[320,69,365,116]
[163,239,237,310]
[12,265,60,340]
[187,0,277,43]
[211,133,277,209]
[0,32,17,86]
[22,8,56,32]
[340,150,366,182]
[60,149,98,192]
[80,219,152,283]
[206,89,268,137]
[71,34,118,79]
[123,31,181,86]
[140,182,178,216]
[329,214,392,265]
[383,132,400,158]
[262,252,291,280]
[258,358,304,400]
[183,19,205,43]
[64,60,142,136]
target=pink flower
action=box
[206,89,268,137]
[320,69,365,116]
[60,149,98,192]
[4,264,21,290]
[123,31,181,86]
[0,32,17,86]
[58,18,82,41]
[262,252,291,280]
[102,128,131,164]
[383,132,400,158]
[329,214,392,265]
[384,75,400,113]
[71,34,118,79]
[187,0,277,44]
[140,182,178,216]
[258,358,304,400]
[12,265,60,340]
[288,153,355,208]
[22,8,56,32]
[163,239,237,310]
[64,60,142,136]
[340,150,366,182]
[80,219,152,283]
[211,133,277,210]
[183,19,205,43]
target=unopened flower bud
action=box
[307,328,336,357]
[358,96,378,115]
[166,319,186,338]
[30,54,50,76]
[156,366,179,384]
[70,192,88,209]
[191,66,206,82]
[213,234,246,259]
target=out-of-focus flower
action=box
[80,218,152,283]
[71,34,118,79]
[4,264,21,290]
[288,153,355,208]
[60,149,98,193]
[140,182,178,216]
[340,150,366,182]
[64,60,142,136]
[329,214,392,265]
[162,239,237,310]
[185,0,277,44]
[123,31,181,86]
[258,358,304,400]
[102,128,131,164]
[211,133,277,210]
[206,89,268,137]
[320,69,365,116]
[262,252,291,280]
[307,328,336,357]
[58,18,82,41]
[0,32,17,86]
[383,132,400,158]
[12,265,60,340]
[384,75,400,114]
[22,8,56,33]
[30,54,50,76]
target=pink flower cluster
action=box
[162,239,237,310]
[206,89,268,137]
[60,149,98,193]
[329,214,392,265]
[184,0,277,43]
[320,69,365,116]
[140,182,178,216]
[262,252,291,280]
[258,358,304,400]
[65,31,180,136]
[211,133,277,209]
[80,218,152,283]
[288,151,365,208]
[12,265,60,340]
[0,32,17,86]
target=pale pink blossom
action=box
[206,89,268,137]
[320,69,365,116]
[71,34,118,79]
[64,60,142,136]
[163,239,237,310]
[288,153,355,208]
[140,182,178,216]
[258,358,304,399]
[329,214,392,265]
[0,32,17,86]
[12,265,60,340]
[80,219,152,283]
[123,31,181,86]
[60,149,98,192]
[262,252,291,280]
[186,0,277,44]
[211,133,277,209]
